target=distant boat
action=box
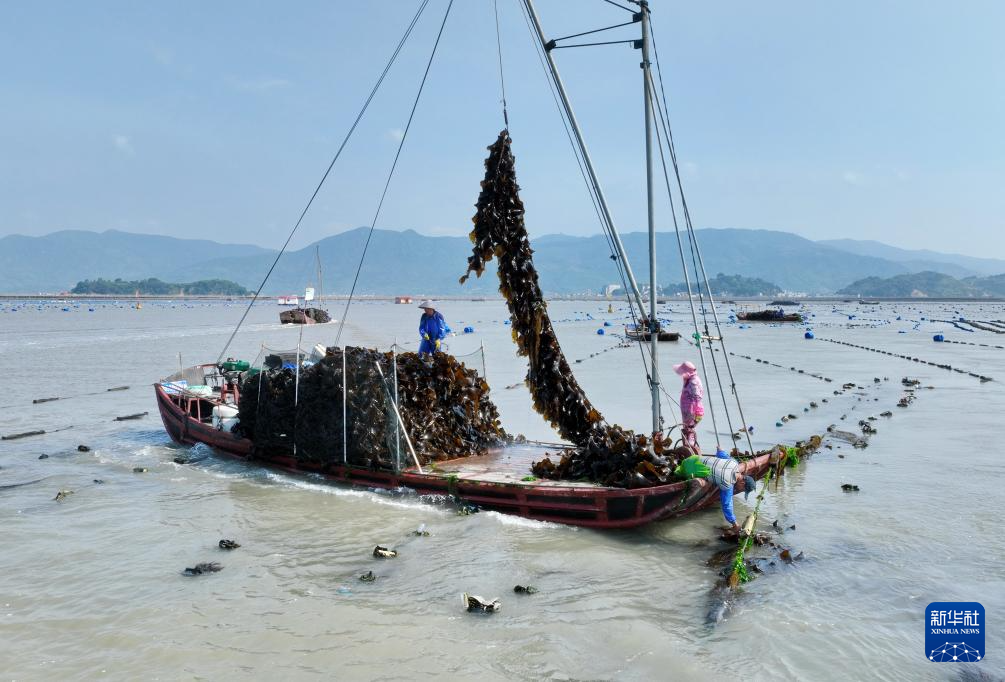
[769,299,798,306]
[859,299,880,305]
[277,295,299,306]
[395,296,414,304]
[737,309,803,323]
[625,321,679,342]
[280,246,332,325]
[279,307,330,324]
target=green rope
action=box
[730,464,775,586]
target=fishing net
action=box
[236,346,506,470]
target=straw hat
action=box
[672,361,696,376]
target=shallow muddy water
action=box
[1,298,1003,680]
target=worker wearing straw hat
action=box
[417,300,447,358]
[673,360,704,453]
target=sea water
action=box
[1,299,1003,680]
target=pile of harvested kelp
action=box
[236,347,506,469]
[461,130,683,487]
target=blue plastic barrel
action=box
[933,334,945,342]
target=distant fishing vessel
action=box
[625,322,679,342]
[279,246,332,325]
[737,308,803,323]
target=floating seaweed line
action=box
[818,338,993,382]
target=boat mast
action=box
[521,0,648,325]
[639,0,660,434]
[315,245,323,311]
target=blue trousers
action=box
[419,339,439,356]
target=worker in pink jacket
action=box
[674,360,704,453]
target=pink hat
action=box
[673,361,696,376]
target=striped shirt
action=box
[700,455,738,492]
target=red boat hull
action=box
[155,384,772,529]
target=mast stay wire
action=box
[334,0,456,348]
[648,19,758,457]
[647,61,728,450]
[215,0,432,365]
[655,93,737,444]
[493,0,509,128]
[625,4,723,448]
[515,0,674,429]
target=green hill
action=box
[837,271,987,298]
[964,273,1005,297]
[71,278,249,296]
[665,273,781,297]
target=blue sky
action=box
[2,1,1003,257]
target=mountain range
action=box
[2,227,1003,295]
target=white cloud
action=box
[387,128,405,142]
[113,135,134,156]
[842,170,862,185]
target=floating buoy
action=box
[463,326,474,334]
[596,328,605,335]
[603,321,612,327]
[933,334,945,342]
[804,331,815,339]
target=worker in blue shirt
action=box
[677,448,756,532]
[700,448,757,532]
[417,300,447,358]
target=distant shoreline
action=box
[2,293,1004,303]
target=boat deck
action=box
[432,444,605,488]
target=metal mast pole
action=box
[640,0,660,434]
[522,0,648,323]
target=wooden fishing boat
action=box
[155,375,772,529]
[154,2,783,531]
[280,247,330,325]
[625,324,680,342]
[737,310,803,323]
[279,307,330,325]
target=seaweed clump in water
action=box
[461,130,680,487]
[236,347,506,469]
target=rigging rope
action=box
[493,0,509,128]
[516,0,669,427]
[214,0,431,365]
[648,20,758,458]
[334,0,455,347]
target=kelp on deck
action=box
[237,348,506,469]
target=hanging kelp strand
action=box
[461,130,682,487]
[462,130,604,445]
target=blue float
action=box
[596,328,605,335]
[933,334,945,342]
[463,326,474,334]
[804,331,815,339]
[603,321,612,327]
